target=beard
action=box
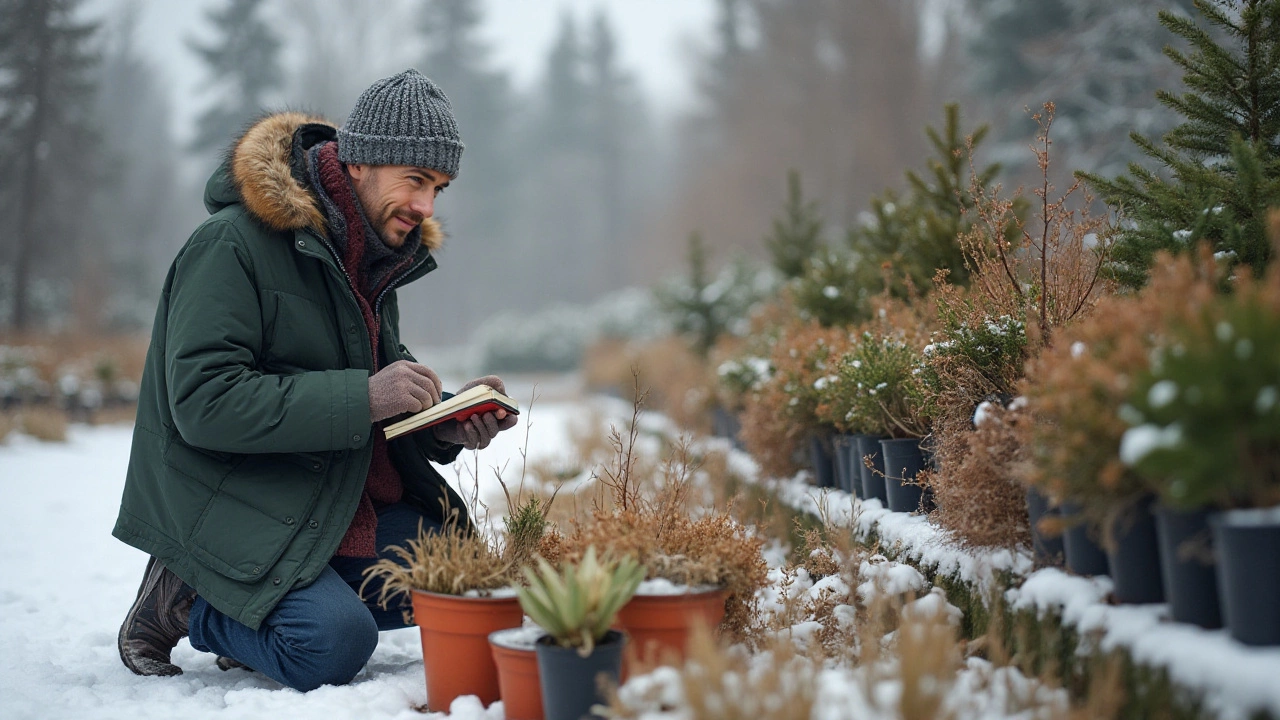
[353,175,422,249]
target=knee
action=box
[287,609,379,691]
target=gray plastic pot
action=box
[1154,504,1221,629]
[1025,487,1064,567]
[880,438,925,513]
[808,433,836,488]
[1210,508,1280,646]
[857,435,888,505]
[536,630,626,720]
[1060,502,1109,577]
[1104,495,1164,604]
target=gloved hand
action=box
[433,375,518,450]
[368,360,443,423]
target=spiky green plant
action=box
[517,546,644,657]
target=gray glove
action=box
[433,375,518,450]
[368,360,442,423]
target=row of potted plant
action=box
[702,102,1280,646]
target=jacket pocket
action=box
[264,290,345,371]
[185,453,324,583]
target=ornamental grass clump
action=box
[1120,244,1280,510]
[362,493,557,606]
[518,546,644,657]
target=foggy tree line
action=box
[2,0,1192,341]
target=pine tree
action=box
[0,0,100,330]
[848,104,1012,307]
[764,171,825,280]
[188,0,282,153]
[1081,0,1280,288]
[657,232,766,357]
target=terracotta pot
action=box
[411,590,523,712]
[490,628,544,720]
[614,588,727,667]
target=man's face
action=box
[347,164,450,248]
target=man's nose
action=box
[408,191,434,219]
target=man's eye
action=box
[434,186,445,196]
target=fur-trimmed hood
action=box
[223,111,444,252]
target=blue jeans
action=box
[188,502,441,691]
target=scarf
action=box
[308,140,419,558]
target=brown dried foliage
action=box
[927,103,1114,548]
[1020,248,1221,524]
[583,336,715,434]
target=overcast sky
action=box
[88,0,716,145]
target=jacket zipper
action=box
[303,228,429,364]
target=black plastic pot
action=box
[832,435,852,494]
[1104,496,1164,604]
[1154,504,1221,629]
[808,434,836,488]
[1210,509,1280,646]
[880,438,925,513]
[536,630,626,720]
[1025,487,1064,567]
[1060,502,1109,577]
[844,434,873,500]
[711,405,741,448]
[857,435,888,505]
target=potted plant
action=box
[1020,283,1174,595]
[363,498,552,712]
[518,547,644,720]
[769,321,853,488]
[1122,252,1280,643]
[838,330,934,513]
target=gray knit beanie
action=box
[338,69,464,178]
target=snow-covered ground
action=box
[0,385,619,720]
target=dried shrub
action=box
[1021,248,1220,524]
[18,407,68,442]
[582,336,715,434]
[928,403,1032,548]
[562,422,768,641]
[925,103,1113,548]
[0,412,16,443]
[1123,244,1280,509]
[563,501,767,642]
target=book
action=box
[383,384,520,441]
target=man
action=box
[112,69,516,692]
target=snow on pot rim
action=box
[1215,505,1280,527]
[489,625,546,651]
[634,578,723,596]
[412,586,521,600]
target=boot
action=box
[118,556,196,676]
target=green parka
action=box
[113,113,468,630]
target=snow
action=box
[1147,379,1178,408]
[1119,423,1183,465]
[1008,568,1280,720]
[487,626,544,651]
[635,578,721,596]
[1218,505,1280,527]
